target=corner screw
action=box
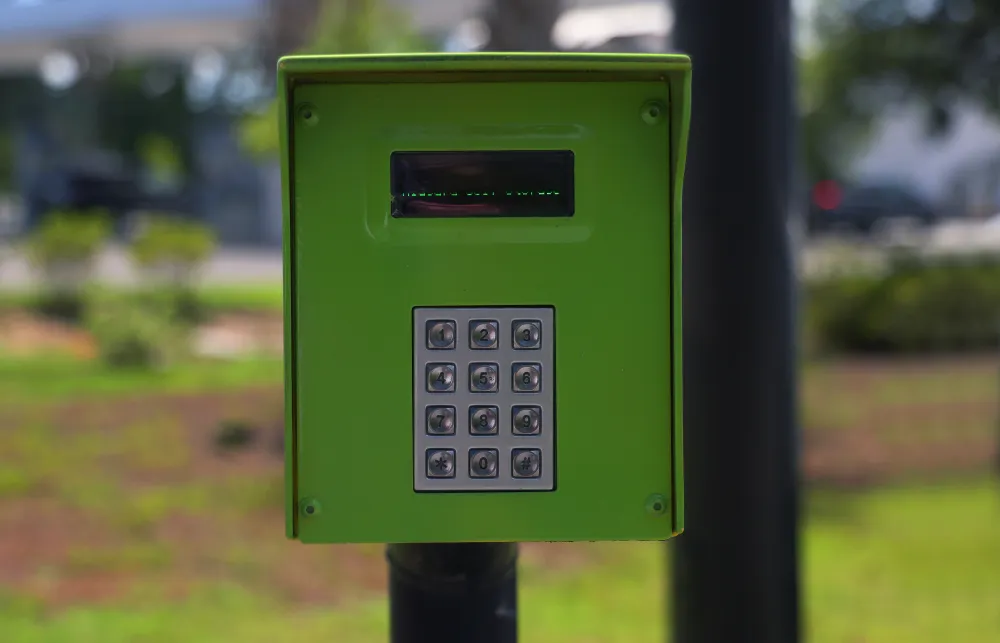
[641,100,666,125]
[297,103,319,126]
[645,493,667,515]
[300,498,321,517]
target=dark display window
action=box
[391,150,574,218]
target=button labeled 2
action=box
[469,320,499,349]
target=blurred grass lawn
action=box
[0,354,281,404]
[0,293,996,642]
[1,480,996,643]
[0,284,285,315]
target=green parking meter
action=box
[279,53,690,544]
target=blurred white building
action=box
[855,104,1000,214]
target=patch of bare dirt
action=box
[0,310,284,360]
[192,312,284,358]
[51,387,285,483]
[0,498,131,606]
[803,427,997,487]
[0,312,96,359]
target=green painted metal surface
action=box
[279,53,690,544]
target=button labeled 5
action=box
[470,363,499,392]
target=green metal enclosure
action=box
[280,53,690,544]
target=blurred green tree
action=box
[241,0,429,157]
[96,62,194,176]
[804,0,1000,181]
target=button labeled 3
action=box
[426,363,456,392]
[512,363,541,392]
[469,449,499,478]
[512,320,541,349]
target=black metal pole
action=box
[387,542,518,643]
[670,0,801,642]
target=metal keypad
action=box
[413,307,554,492]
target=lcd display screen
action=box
[390,150,574,218]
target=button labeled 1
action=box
[512,363,541,392]
[426,320,456,349]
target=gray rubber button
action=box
[427,364,456,392]
[512,449,541,478]
[469,449,499,478]
[426,449,456,478]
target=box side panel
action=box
[669,69,692,536]
[278,61,298,539]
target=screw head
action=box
[297,103,319,126]
[641,100,666,125]
[299,498,321,517]
[645,493,667,515]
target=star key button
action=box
[426,449,456,478]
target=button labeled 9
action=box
[512,405,541,435]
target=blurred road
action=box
[0,244,284,288]
[2,218,1000,289]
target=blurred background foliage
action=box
[0,1,999,641]
[239,0,431,158]
[802,0,1000,182]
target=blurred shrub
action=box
[129,216,216,323]
[807,252,1000,354]
[84,289,187,369]
[25,211,112,321]
[213,419,258,453]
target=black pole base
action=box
[387,542,518,643]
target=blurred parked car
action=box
[807,182,940,237]
[23,154,193,237]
